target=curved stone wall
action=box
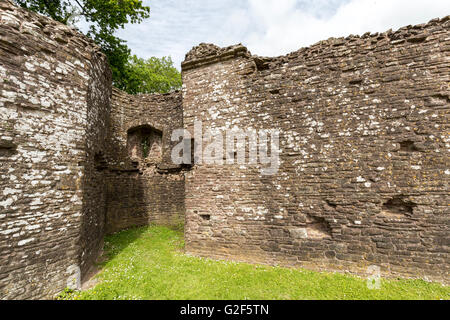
[0,0,111,299]
[182,17,450,284]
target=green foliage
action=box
[13,0,182,94]
[90,30,131,90]
[15,0,76,24]
[79,0,150,89]
[65,225,450,300]
[123,55,182,94]
[56,288,78,300]
[141,136,149,158]
[81,0,150,33]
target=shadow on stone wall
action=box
[104,89,186,236]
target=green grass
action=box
[60,225,449,300]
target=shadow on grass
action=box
[100,225,149,263]
[100,223,185,263]
[77,225,154,295]
[70,224,449,300]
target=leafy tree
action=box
[14,0,76,23]
[12,1,182,94]
[124,55,182,94]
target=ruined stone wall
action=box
[182,17,450,283]
[1,0,449,300]
[105,88,185,234]
[79,43,112,279]
[0,1,111,299]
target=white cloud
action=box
[97,0,450,68]
[241,0,450,57]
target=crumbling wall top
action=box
[0,0,104,58]
[182,43,251,71]
[182,14,450,72]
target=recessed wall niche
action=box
[127,125,163,164]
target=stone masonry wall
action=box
[0,0,111,299]
[182,17,450,283]
[79,41,112,279]
[1,0,449,300]
[105,88,185,234]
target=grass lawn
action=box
[59,225,449,300]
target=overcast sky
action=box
[90,0,450,69]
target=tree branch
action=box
[74,0,89,16]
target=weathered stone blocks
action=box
[104,88,185,235]
[181,16,450,284]
[1,0,449,301]
[0,0,111,299]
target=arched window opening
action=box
[127,125,163,164]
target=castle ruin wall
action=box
[181,18,450,283]
[0,0,111,299]
[0,0,449,299]
[105,88,185,234]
